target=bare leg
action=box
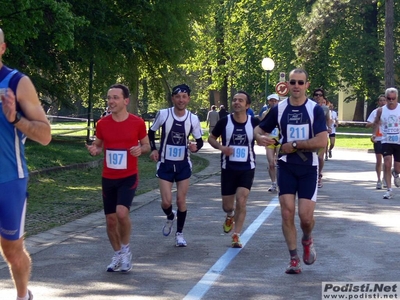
[232,187,250,234]
[279,194,297,251]
[1,237,31,298]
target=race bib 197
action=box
[106,149,128,169]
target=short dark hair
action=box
[313,88,325,97]
[172,84,191,96]
[110,84,130,99]
[289,68,309,81]
[236,90,251,104]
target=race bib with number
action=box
[230,146,248,162]
[106,149,128,169]
[287,124,309,142]
[387,134,400,143]
[270,127,279,138]
[165,144,185,161]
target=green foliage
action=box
[1,0,400,119]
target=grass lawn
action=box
[335,126,372,149]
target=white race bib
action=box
[165,144,185,161]
[106,150,127,169]
[230,146,248,162]
[287,124,309,142]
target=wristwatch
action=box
[292,141,297,149]
[10,112,22,125]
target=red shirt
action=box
[96,114,147,179]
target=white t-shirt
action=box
[367,108,383,142]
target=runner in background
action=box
[366,94,387,189]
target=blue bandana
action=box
[172,84,191,96]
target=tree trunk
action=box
[353,97,365,121]
[385,0,395,88]
[215,1,228,108]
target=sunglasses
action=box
[387,97,396,101]
[289,80,305,86]
[314,93,323,97]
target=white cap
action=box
[267,94,279,101]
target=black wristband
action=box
[150,140,157,151]
[10,112,22,124]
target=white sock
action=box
[121,244,130,254]
[227,211,234,217]
[16,292,29,300]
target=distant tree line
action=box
[0,0,398,120]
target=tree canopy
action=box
[0,0,398,120]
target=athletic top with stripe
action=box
[150,108,202,164]
[212,114,260,170]
[380,104,400,145]
[0,65,27,183]
[96,113,147,179]
[259,98,326,166]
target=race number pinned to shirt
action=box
[230,146,248,162]
[165,144,185,161]
[287,124,309,142]
[106,149,128,169]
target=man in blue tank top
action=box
[255,69,327,275]
[0,28,52,300]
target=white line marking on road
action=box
[183,197,279,300]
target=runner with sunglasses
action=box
[313,89,332,187]
[254,68,327,274]
[373,87,400,199]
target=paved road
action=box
[1,144,399,300]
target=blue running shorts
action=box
[156,161,192,183]
[277,161,318,201]
[0,178,29,240]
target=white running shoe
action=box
[106,253,121,272]
[392,168,400,188]
[376,181,382,189]
[162,210,176,236]
[175,232,187,247]
[268,183,277,192]
[383,191,393,199]
[120,251,132,272]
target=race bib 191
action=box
[165,144,185,161]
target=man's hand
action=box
[130,145,142,157]
[220,146,234,156]
[150,150,159,162]
[188,142,198,153]
[1,88,17,123]
[255,134,277,147]
[86,143,101,156]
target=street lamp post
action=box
[261,57,275,104]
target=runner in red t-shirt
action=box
[86,84,150,273]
